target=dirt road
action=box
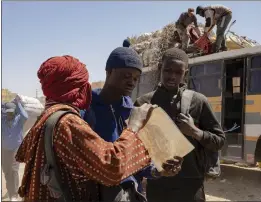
[205,177,261,201]
[2,164,261,201]
[205,164,261,201]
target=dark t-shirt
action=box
[176,12,198,30]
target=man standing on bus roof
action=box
[196,5,232,53]
[135,48,225,202]
[175,8,201,52]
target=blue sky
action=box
[2,1,261,97]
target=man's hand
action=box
[160,156,183,177]
[185,26,191,37]
[195,27,201,37]
[186,30,190,37]
[128,104,158,133]
[203,32,209,37]
[177,113,203,141]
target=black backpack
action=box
[181,90,221,179]
[40,110,79,202]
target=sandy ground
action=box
[205,177,261,201]
[2,164,261,201]
[1,164,24,201]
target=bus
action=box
[132,46,261,165]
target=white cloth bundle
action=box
[15,94,44,136]
[17,94,44,107]
[16,94,44,117]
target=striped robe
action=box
[15,104,151,201]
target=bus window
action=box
[205,61,222,74]
[248,55,261,94]
[190,65,204,77]
[189,61,222,97]
[189,75,221,97]
[188,77,200,91]
[249,69,261,94]
[251,55,261,69]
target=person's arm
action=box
[54,114,151,187]
[193,15,201,36]
[176,13,186,29]
[191,13,198,28]
[135,164,161,180]
[204,9,215,33]
[198,96,225,151]
[16,102,28,124]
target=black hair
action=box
[196,6,204,15]
[162,48,189,67]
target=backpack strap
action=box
[181,90,221,179]
[43,110,80,202]
[180,89,195,115]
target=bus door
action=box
[221,57,247,161]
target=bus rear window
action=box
[205,61,222,74]
[251,55,261,69]
[190,65,204,77]
[248,55,261,94]
[249,69,261,94]
[189,61,222,97]
[189,75,221,97]
[190,61,222,76]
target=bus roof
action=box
[189,46,261,65]
[141,46,261,74]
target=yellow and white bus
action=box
[132,46,261,165]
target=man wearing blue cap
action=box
[2,98,28,201]
[81,39,183,202]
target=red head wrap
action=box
[37,55,91,110]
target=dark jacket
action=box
[135,84,225,181]
[176,12,198,30]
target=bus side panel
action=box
[135,70,159,99]
[244,95,261,163]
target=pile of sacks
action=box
[15,94,44,135]
[129,21,258,68]
[129,23,213,68]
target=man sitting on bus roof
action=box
[135,48,225,202]
[196,5,232,53]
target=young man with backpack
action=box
[81,40,183,202]
[135,48,225,202]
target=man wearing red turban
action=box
[15,55,181,201]
[38,55,92,109]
